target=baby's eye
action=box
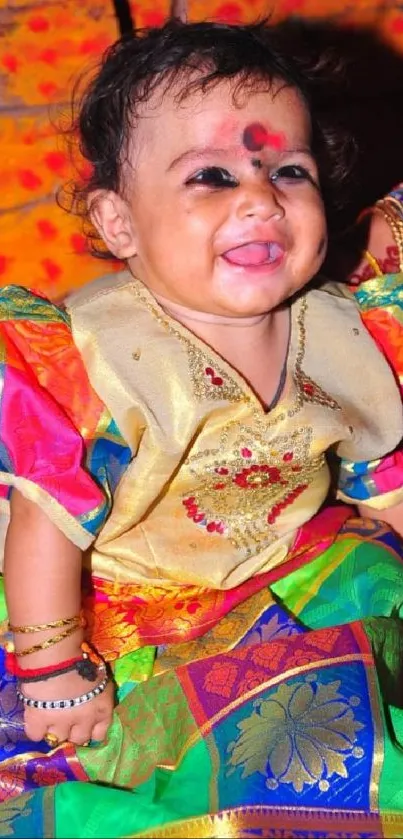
[186,167,238,188]
[271,165,315,184]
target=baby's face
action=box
[122,77,327,317]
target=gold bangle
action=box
[9,614,82,634]
[376,200,403,271]
[362,249,383,277]
[16,620,82,657]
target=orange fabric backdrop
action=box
[1,0,403,298]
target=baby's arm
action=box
[349,195,403,537]
[327,190,401,285]
[4,490,114,746]
[350,205,400,282]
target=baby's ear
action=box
[88,190,137,259]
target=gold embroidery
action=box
[155,588,275,674]
[129,279,245,403]
[183,426,324,556]
[227,675,364,793]
[134,809,403,839]
[292,298,341,414]
[131,279,340,423]
[185,345,243,403]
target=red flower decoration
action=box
[32,765,67,787]
[251,642,287,669]
[204,366,223,386]
[267,483,308,525]
[204,661,239,698]
[182,498,226,535]
[234,464,284,489]
[236,667,268,697]
[0,765,26,801]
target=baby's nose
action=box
[237,182,285,222]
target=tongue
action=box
[223,243,271,266]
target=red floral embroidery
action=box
[204,660,239,698]
[286,650,324,668]
[234,464,285,489]
[174,599,202,615]
[267,483,308,525]
[251,642,287,669]
[182,424,318,554]
[32,765,67,787]
[236,667,268,697]
[183,497,226,535]
[305,628,341,653]
[298,373,340,410]
[231,646,251,661]
[0,764,26,801]
[183,437,311,535]
[205,366,224,386]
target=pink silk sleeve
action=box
[0,286,130,548]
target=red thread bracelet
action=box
[5,651,82,679]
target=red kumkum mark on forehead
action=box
[242,122,285,153]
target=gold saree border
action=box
[132,805,403,839]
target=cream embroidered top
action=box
[59,271,402,589]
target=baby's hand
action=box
[21,669,115,746]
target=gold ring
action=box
[44,732,60,748]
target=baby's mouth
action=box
[222,242,284,267]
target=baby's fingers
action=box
[69,723,94,746]
[70,704,113,746]
[91,692,114,742]
[90,718,111,743]
[24,709,69,745]
[24,715,47,743]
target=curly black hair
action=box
[62,17,356,258]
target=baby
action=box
[0,18,402,768]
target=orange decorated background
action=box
[2,0,403,299]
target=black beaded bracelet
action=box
[16,675,108,710]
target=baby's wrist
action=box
[18,665,108,703]
[9,612,85,666]
[7,640,104,684]
[8,630,84,671]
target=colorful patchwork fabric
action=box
[0,285,130,547]
[1,515,403,837]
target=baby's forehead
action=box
[136,71,281,116]
[131,76,308,152]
